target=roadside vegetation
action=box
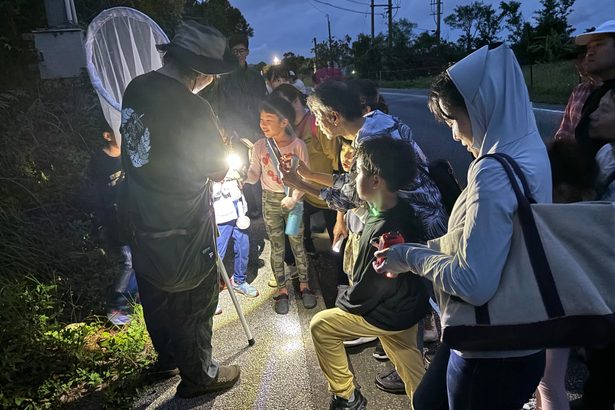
[381,60,578,105]
[0,81,156,409]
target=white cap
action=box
[575,20,615,45]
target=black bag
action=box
[428,160,463,215]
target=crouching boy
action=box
[309,136,430,409]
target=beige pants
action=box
[310,307,424,406]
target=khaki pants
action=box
[310,307,424,406]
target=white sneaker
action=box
[215,304,222,315]
[343,336,378,347]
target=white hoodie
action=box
[386,44,552,357]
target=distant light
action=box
[351,70,356,75]
[273,56,281,65]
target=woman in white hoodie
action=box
[374,44,551,410]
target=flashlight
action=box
[226,152,243,170]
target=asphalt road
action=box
[380,88,565,186]
[133,91,591,410]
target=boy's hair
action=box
[307,80,363,121]
[355,137,417,192]
[260,95,296,128]
[428,70,468,123]
[548,138,598,189]
[270,83,306,106]
[264,64,290,83]
[229,33,249,49]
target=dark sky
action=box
[229,0,613,65]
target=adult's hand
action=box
[282,170,303,191]
[589,90,615,141]
[373,244,414,278]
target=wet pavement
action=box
[134,216,589,410]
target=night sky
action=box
[228,0,614,65]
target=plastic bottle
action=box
[285,200,304,236]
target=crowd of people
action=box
[88,17,615,410]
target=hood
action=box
[447,44,538,156]
[356,110,400,142]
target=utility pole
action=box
[388,0,393,48]
[313,37,318,72]
[327,14,333,67]
[431,0,443,45]
[371,0,375,40]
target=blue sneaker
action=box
[233,280,259,298]
[107,309,131,326]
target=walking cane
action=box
[217,256,255,346]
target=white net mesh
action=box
[84,7,169,145]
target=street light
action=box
[273,55,281,65]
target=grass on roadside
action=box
[379,60,579,106]
[0,275,156,410]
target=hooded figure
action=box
[374,44,551,410]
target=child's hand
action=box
[281,196,297,210]
[372,244,413,279]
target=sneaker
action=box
[372,341,389,360]
[107,309,131,326]
[233,281,259,298]
[343,336,378,347]
[329,389,367,410]
[375,368,405,395]
[175,364,241,398]
[215,304,222,315]
[300,288,317,309]
[273,293,290,315]
[142,364,180,382]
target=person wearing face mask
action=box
[118,20,241,399]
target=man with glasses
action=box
[203,33,267,218]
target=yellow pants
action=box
[310,307,424,406]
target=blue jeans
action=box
[107,245,138,311]
[414,343,545,410]
[216,221,249,284]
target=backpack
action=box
[427,160,463,216]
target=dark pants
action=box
[414,343,545,410]
[583,342,615,409]
[135,272,219,386]
[243,183,262,218]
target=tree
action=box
[527,0,575,62]
[184,0,253,37]
[444,1,517,52]
[312,35,352,69]
[282,52,313,77]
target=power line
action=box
[341,0,371,5]
[308,0,328,15]
[311,0,384,16]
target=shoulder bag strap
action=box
[475,153,565,320]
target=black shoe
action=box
[372,341,389,361]
[142,364,180,383]
[329,389,367,410]
[175,365,241,398]
[300,288,317,309]
[375,368,405,394]
[273,293,290,315]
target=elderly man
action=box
[119,20,240,398]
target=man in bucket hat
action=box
[118,20,240,398]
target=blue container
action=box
[285,200,304,236]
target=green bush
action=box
[0,80,155,408]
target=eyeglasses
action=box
[232,48,248,55]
